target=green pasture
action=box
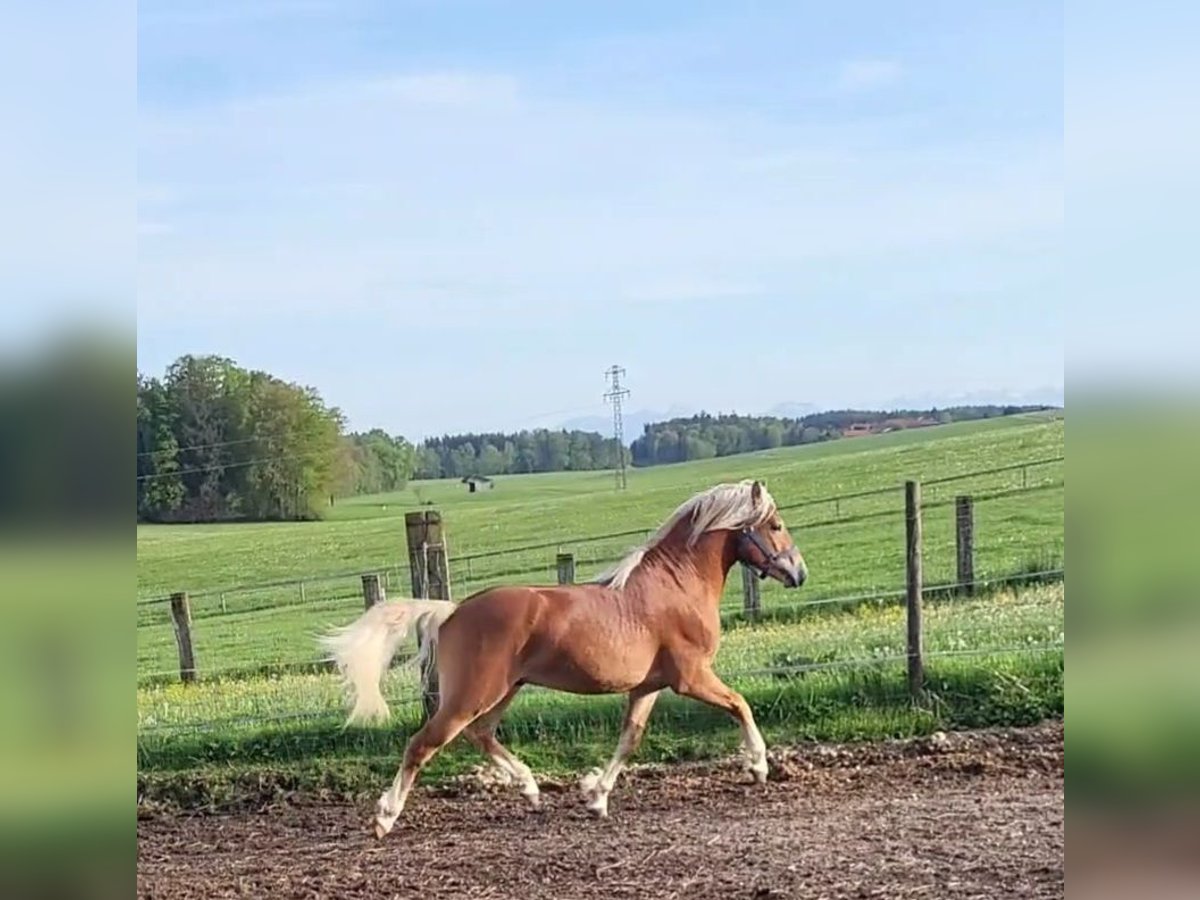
[139,582,1064,737]
[136,414,1063,680]
[138,582,1064,798]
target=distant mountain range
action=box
[561,404,696,441]
[563,402,822,439]
[881,386,1065,411]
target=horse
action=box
[319,478,807,839]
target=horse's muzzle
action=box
[783,559,807,588]
[776,552,807,588]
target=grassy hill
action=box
[138,413,1062,593]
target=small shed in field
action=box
[461,475,494,493]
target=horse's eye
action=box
[770,523,783,532]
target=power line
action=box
[136,436,268,458]
[508,402,609,429]
[135,451,323,482]
[603,365,630,490]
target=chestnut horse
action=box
[319,479,806,838]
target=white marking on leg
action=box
[511,759,540,806]
[579,766,609,817]
[580,690,660,818]
[584,754,631,817]
[740,718,768,783]
[483,740,540,806]
[374,767,415,836]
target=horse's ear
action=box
[751,480,763,506]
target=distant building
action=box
[843,416,939,439]
[461,475,494,493]
[843,423,875,438]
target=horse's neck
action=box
[631,528,735,608]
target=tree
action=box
[136,355,345,522]
[478,442,506,476]
[567,432,594,470]
[136,375,184,518]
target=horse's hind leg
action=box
[580,686,662,817]
[463,686,540,807]
[373,679,511,839]
[373,707,472,838]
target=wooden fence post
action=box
[405,510,451,602]
[169,591,196,684]
[361,573,385,609]
[405,510,451,721]
[956,495,975,596]
[556,552,576,585]
[741,563,761,620]
[905,481,924,698]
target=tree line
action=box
[414,430,626,478]
[137,354,1051,522]
[629,406,1051,466]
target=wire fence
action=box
[135,456,1064,682]
[135,454,1065,761]
[138,640,1064,740]
[136,456,1062,602]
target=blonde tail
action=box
[317,599,456,725]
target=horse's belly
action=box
[522,633,660,694]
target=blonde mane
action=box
[593,480,777,590]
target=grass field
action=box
[139,581,1064,741]
[136,413,1064,801]
[136,413,1063,679]
[138,582,1064,801]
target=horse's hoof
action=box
[586,801,609,819]
[744,759,769,784]
[373,819,392,840]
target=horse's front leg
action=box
[671,665,768,783]
[580,686,662,817]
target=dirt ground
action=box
[137,722,1063,900]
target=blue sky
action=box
[135,1,1064,436]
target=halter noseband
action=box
[737,526,794,580]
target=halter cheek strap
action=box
[737,527,794,580]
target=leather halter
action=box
[737,526,795,580]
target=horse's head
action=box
[736,480,807,588]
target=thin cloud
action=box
[139,221,173,237]
[138,68,1058,330]
[139,0,343,29]
[362,72,521,109]
[623,279,763,304]
[836,59,903,92]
